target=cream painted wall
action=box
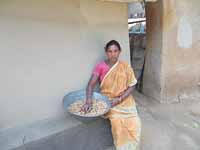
[161,0,200,102]
[143,0,200,103]
[0,0,130,130]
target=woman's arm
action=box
[111,86,135,107]
[82,74,99,112]
[111,64,137,107]
[86,75,99,103]
[119,86,135,100]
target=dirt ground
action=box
[13,91,200,150]
[135,91,200,150]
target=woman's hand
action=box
[81,100,92,113]
[111,97,122,107]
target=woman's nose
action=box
[112,52,117,56]
[111,53,115,57]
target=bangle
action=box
[118,96,122,102]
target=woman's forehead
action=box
[107,45,120,51]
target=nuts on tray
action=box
[68,100,107,117]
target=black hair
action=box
[104,40,121,52]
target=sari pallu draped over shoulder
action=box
[100,61,141,150]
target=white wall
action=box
[0,0,130,130]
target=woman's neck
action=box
[105,59,118,67]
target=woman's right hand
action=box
[111,97,121,107]
[81,100,92,113]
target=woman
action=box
[82,40,141,150]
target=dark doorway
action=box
[128,2,146,92]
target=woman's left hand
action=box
[111,97,121,107]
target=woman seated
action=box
[82,40,141,150]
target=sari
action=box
[100,60,141,150]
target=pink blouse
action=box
[92,61,110,82]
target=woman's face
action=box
[106,45,121,63]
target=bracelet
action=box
[118,96,122,102]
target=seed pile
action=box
[68,100,107,117]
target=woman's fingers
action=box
[81,104,87,112]
[81,103,92,113]
[87,105,92,112]
[111,100,116,107]
[111,98,120,107]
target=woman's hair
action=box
[104,40,121,52]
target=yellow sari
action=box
[100,60,141,150]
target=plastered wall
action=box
[0,0,130,130]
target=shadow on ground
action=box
[13,119,113,150]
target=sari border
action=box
[110,106,138,114]
[100,60,119,88]
[128,78,137,87]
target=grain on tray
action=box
[68,100,107,117]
